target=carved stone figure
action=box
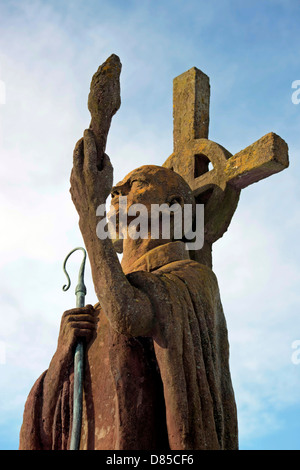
[19,55,288,450]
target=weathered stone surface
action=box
[88,54,121,169]
[173,67,210,151]
[19,238,238,450]
[164,67,289,267]
[163,139,241,257]
[225,132,289,189]
[20,151,239,450]
[19,56,289,451]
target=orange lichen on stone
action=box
[225,132,289,189]
[163,68,289,267]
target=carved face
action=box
[109,165,194,251]
[111,164,193,213]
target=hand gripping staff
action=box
[62,247,87,450]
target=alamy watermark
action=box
[291,80,300,105]
[291,340,300,365]
[96,197,204,250]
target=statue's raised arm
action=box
[70,55,156,338]
[87,53,121,169]
[70,54,121,217]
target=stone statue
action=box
[19,55,289,450]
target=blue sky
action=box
[0,0,300,450]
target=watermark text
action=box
[96,197,204,250]
[291,80,300,105]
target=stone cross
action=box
[163,67,289,267]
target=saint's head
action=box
[109,165,195,253]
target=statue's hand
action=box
[57,304,98,357]
[70,129,113,219]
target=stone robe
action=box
[19,241,238,450]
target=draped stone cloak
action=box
[19,241,238,450]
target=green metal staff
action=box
[62,247,87,451]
